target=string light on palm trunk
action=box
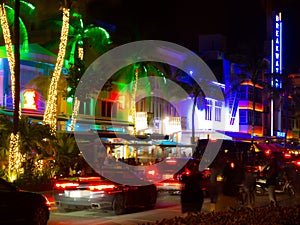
[43,8,70,133]
[129,67,139,134]
[0,3,23,182]
[8,133,22,182]
[70,97,80,131]
[0,4,15,105]
[78,47,84,60]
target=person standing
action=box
[207,161,223,212]
[243,166,257,208]
[180,160,204,215]
[266,156,279,207]
[217,159,244,211]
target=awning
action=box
[255,143,286,152]
[152,140,189,147]
[224,131,264,141]
[210,131,232,140]
[0,109,68,121]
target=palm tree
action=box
[0,0,35,181]
[43,7,112,132]
[0,114,56,181]
[43,0,71,133]
[228,54,269,145]
[10,0,20,182]
[62,12,111,131]
[169,68,206,150]
[0,0,20,182]
[0,115,12,173]
[0,0,35,53]
[110,62,166,134]
[51,132,80,176]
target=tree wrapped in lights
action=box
[44,11,111,131]
[0,2,21,181]
[43,6,70,133]
[0,0,36,181]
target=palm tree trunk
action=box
[251,88,256,146]
[0,1,22,181]
[192,88,202,157]
[251,78,258,146]
[14,0,20,135]
[191,92,197,145]
[70,97,80,131]
[0,4,15,101]
[129,66,139,134]
[43,7,70,133]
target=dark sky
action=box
[86,0,300,73]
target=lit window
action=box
[205,99,212,121]
[215,101,222,122]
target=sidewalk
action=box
[201,192,300,213]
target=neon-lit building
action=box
[0,10,298,161]
[0,43,69,123]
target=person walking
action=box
[207,161,223,212]
[266,156,279,207]
[217,159,245,211]
[243,166,257,208]
[180,160,204,215]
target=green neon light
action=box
[20,1,35,10]
[4,5,30,52]
[79,18,83,29]
[67,97,73,103]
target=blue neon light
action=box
[272,13,282,75]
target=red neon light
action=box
[23,90,38,110]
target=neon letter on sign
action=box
[272,13,282,75]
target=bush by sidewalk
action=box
[140,205,300,225]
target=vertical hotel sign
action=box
[271,12,282,75]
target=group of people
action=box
[180,156,280,214]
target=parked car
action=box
[53,167,157,215]
[0,177,50,225]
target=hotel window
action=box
[255,88,262,103]
[239,109,247,124]
[248,86,254,101]
[248,110,253,124]
[239,86,247,100]
[205,99,212,121]
[255,111,262,126]
[215,101,222,122]
[245,110,262,126]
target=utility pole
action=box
[283,72,289,148]
[13,0,20,135]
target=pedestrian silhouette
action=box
[180,160,204,215]
[266,156,279,207]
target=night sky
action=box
[84,0,300,73]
